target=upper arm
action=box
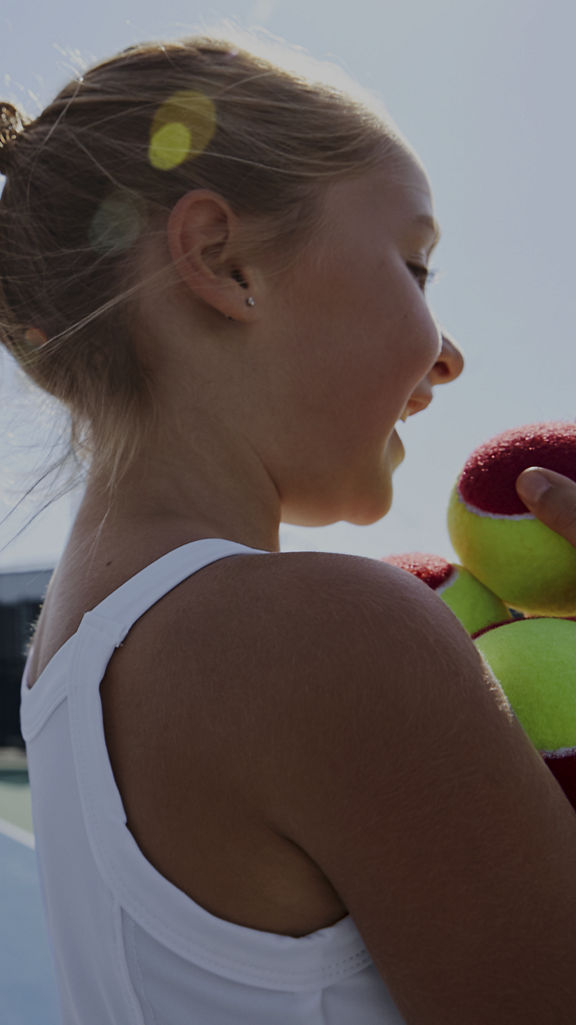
[252,553,576,1025]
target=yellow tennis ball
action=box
[380,552,512,636]
[473,617,576,808]
[447,421,576,616]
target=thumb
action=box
[516,466,576,547]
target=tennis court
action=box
[0,751,61,1024]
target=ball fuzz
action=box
[447,421,576,616]
[380,552,512,636]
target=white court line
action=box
[0,815,35,849]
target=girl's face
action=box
[262,151,464,528]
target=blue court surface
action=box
[0,821,61,1024]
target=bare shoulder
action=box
[169,545,481,730]
[222,545,501,773]
[203,545,472,684]
[127,545,460,762]
[162,545,434,659]
[200,545,448,634]
[211,548,576,1023]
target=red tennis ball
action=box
[380,552,512,636]
[447,421,576,616]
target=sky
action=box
[1,0,575,573]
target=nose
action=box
[404,330,465,417]
[429,329,465,386]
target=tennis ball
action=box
[381,552,512,636]
[474,617,576,809]
[447,421,576,616]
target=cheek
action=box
[388,280,443,374]
[414,309,444,378]
[282,250,439,408]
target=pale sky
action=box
[1,0,574,572]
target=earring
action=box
[230,269,255,313]
[227,296,255,320]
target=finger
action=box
[516,466,576,547]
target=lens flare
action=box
[23,327,47,347]
[149,91,216,171]
[150,123,192,171]
[89,190,147,255]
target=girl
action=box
[2,33,576,1025]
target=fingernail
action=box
[517,468,552,503]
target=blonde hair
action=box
[0,30,408,546]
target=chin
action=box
[350,500,393,526]
[338,484,396,526]
[281,473,395,528]
[283,510,344,528]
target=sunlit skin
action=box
[78,147,464,554]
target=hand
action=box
[516,467,576,549]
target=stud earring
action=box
[227,296,255,320]
[229,269,255,314]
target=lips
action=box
[392,428,405,456]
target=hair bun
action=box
[0,102,26,175]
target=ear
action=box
[166,190,255,322]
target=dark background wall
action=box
[0,571,52,748]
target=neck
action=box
[79,428,282,556]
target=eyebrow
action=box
[413,214,442,249]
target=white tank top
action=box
[20,538,405,1024]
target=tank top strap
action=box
[81,538,272,650]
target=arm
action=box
[254,554,576,1025]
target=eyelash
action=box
[407,263,442,292]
